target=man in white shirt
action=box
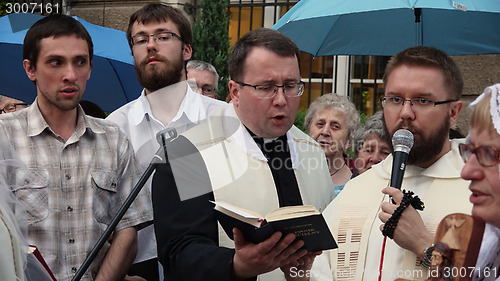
[106,3,226,280]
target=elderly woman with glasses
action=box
[459,83,500,281]
[352,110,392,176]
[304,93,360,196]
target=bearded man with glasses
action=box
[106,3,226,280]
[312,46,473,281]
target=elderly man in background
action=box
[187,59,220,99]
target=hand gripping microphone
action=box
[390,129,414,189]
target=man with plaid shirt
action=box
[0,15,152,281]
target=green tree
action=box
[0,0,9,16]
[294,108,307,133]
[191,0,230,101]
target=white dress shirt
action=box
[107,82,226,265]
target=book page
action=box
[265,205,319,222]
[211,201,262,219]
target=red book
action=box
[28,245,57,281]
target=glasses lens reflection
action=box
[476,146,497,166]
[459,143,499,167]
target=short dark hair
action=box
[228,28,300,82]
[23,14,93,70]
[127,3,192,50]
[383,46,463,100]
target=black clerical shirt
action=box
[153,128,307,281]
[249,130,303,207]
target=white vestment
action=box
[312,139,472,281]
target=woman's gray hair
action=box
[352,110,388,156]
[303,93,360,143]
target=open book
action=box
[212,201,337,252]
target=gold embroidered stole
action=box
[329,171,472,281]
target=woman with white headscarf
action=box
[459,83,500,281]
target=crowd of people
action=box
[0,3,498,281]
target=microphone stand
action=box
[71,129,177,281]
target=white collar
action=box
[129,82,204,127]
[225,105,299,168]
[374,138,465,179]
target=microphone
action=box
[390,129,414,189]
[150,128,178,165]
[156,128,178,147]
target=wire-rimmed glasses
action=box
[236,81,304,99]
[0,103,28,114]
[131,32,182,47]
[459,143,500,167]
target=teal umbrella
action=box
[273,0,500,56]
[0,13,141,112]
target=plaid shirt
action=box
[0,102,153,281]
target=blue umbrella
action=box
[0,13,142,112]
[272,0,500,56]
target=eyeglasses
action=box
[236,82,304,99]
[187,80,217,96]
[459,143,500,167]
[200,85,216,96]
[381,96,457,110]
[0,103,28,114]
[131,32,182,47]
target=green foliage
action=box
[359,111,368,126]
[191,0,230,102]
[294,108,308,133]
[361,90,370,113]
[0,0,9,16]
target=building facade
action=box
[24,0,500,133]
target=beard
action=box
[135,51,184,92]
[383,113,450,166]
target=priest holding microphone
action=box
[311,46,472,281]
